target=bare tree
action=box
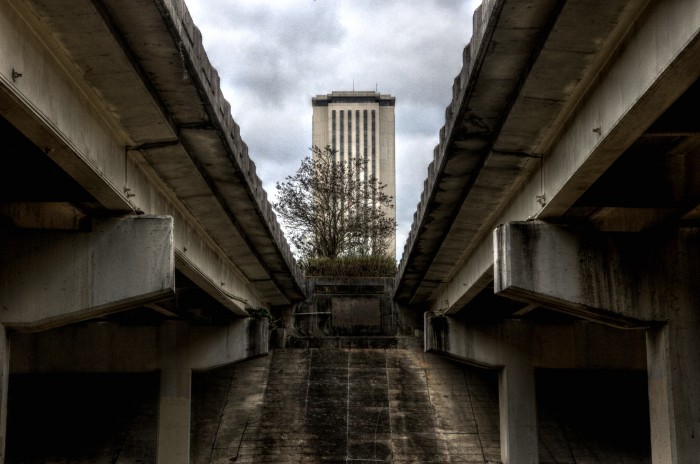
[274,145,395,260]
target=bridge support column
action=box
[647,322,700,463]
[158,321,192,464]
[0,326,8,463]
[499,364,537,464]
[158,367,192,464]
[495,222,700,464]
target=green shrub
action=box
[302,255,396,277]
[246,307,272,321]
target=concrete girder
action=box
[424,316,646,371]
[0,202,88,230]
[130,149,267,313]
[0,216,175,331]
[0,0,301,309]
[10,319,269,373]
[16,0,179,146]
[100,0,305,301]
[494,221,700,326]
[396,0,646,305]
[396,0,558,304]
[426,0,700,315]
[493,221,700,463]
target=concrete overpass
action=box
[0,0,304,461]
[2,0,699,462]
[396,0,700,462]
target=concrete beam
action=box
[495,222,700,326]
[0,216,174,331]
[424,314,646,370]
[10,319,269,373]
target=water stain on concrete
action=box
[192,347,501,463]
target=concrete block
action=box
[0,216,174,330]
[495,221,700,326]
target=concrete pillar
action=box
[0,325,8,463]
[158,366,192,464]
[158,321,191,464]
[499,364,538,464]
[647,322,700,464]
[496,223,700,462]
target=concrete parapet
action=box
[288,277,398,343]
[156,0,304,298]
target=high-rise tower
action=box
[311,91,396,256]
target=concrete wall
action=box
[281,277,408,347]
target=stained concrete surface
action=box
[192,348,501,463]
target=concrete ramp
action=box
[5,347,650,462]
[192,348,501,463]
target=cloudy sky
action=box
[185,0,480,258]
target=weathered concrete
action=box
[425,314,648,462]
[391,0,698,458]
[494,221,700,326]
[9,319,268,463]
[193,348,502,463]
[5,346,651,463]
[0,0,304,313]
[499,365,537,464]
[289,277,398,343]
[1,0,305,459]
[10,319,269,373]
[158,367,192,464]
[493,221,700,462]
[646,323,700,464]
[396,0,700,316]
[425,316,647,371]
[0,216,174,331]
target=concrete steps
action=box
[192,347,501,463]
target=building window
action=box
[332,110,336,152]
[339,110,344,161]
[371,110,376,176]
[348,110,353,159]
[363,110,368,192]
[355,110,360,163]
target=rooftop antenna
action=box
[352,76,355,91]
[375,82,378,92]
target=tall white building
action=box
[311,91,396,256]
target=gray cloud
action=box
[186,0,479,257]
